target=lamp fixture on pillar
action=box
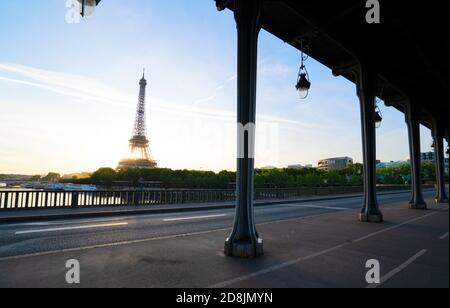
[295,42,311,99]
[375,103,383,129]
[75,0,102,17]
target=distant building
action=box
[421,152,448,173]
[421,152,435,162]
[318,157,353,171]
[259,166,278,170]
[287,164,313,169]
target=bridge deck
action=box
[0,196,447,288]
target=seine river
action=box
[0,186,36,191]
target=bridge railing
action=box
[0,190,237,210]
[0,185,427,211]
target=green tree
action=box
[118,168,142,185]
[30,175,42,181]
[42,172,61,182]
[90,168,117,185]
[421,161,436,182]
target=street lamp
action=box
[375,104,383,128]
[295,42,311,99]
[74,0,102,17]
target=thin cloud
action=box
[0,63,133,107]
[227,74,237,82]
[0,62,324,129]
[192,73,236,107]
[259,63,295,77]
[0,76,130,108]
[192,57,274,107]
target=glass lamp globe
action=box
[74,0,98,17]
[296,73,311,99]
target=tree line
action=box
[59,161,445,189]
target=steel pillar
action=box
[432,122,449,204]
[405,104,427,209]
[224,0,263,258]
[356,65,383,222]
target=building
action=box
[421,151,435,162]
[421,152,448,173]
[318,157,354,171]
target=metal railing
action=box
[0,185,427,211]
[0,190,236,210]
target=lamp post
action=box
[74,0,102,17]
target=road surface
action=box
[0,190,435,259]
[0,190,447,288]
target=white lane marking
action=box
[439,232,449,240]
[5,218,127,228]
[286,204,348,211]
[209,212,436,288]
[163,214,227,222]
[353,212,437,243]
[15,222,128,235]
[367,250,428,289]
[0,227,231,262]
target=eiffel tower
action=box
[118,70,157,170]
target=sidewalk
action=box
[0,197,447,288]
[0,189,430,223]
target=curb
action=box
[0,189,429,224]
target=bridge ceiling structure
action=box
[216,0,448,132]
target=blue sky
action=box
[0,0,438,175]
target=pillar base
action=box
[224,238,264,258]
[359,213,383,223]
[409,201,428,210]
[435,197,449,204]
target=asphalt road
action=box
[0,190,437,260]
